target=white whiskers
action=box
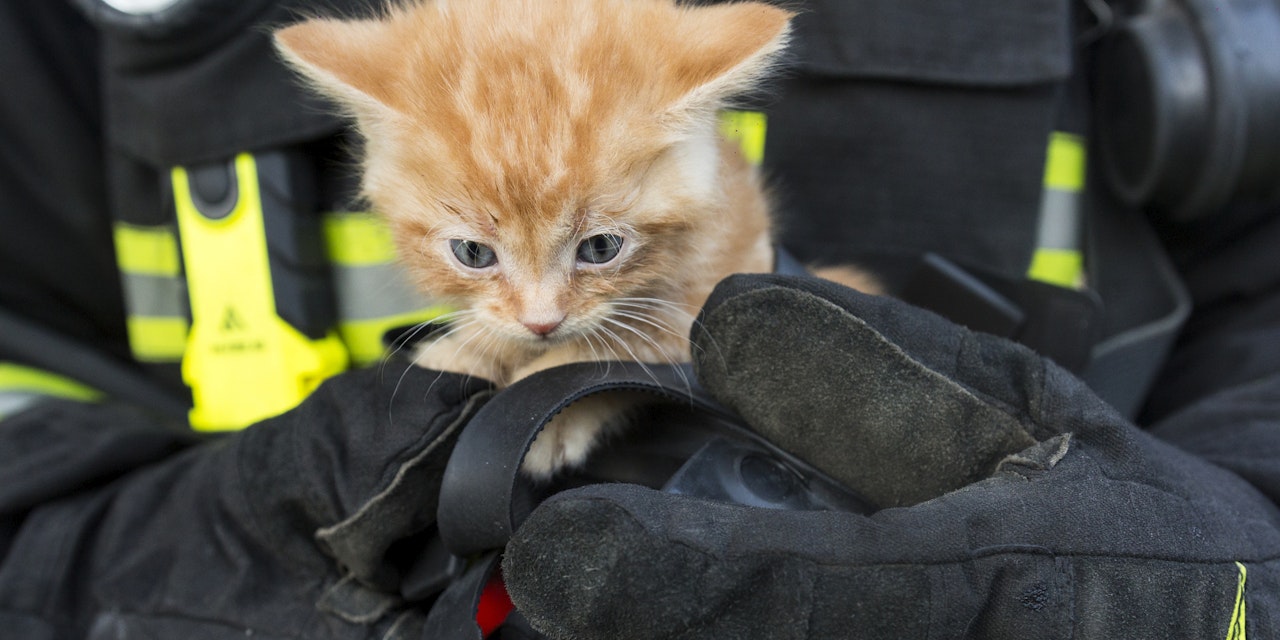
[382,308,496,428]
[590,296,702,396]
[381,294,715,422]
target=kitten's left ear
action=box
[274,16,402,117]
[663,2,795,121]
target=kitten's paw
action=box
[520,392,645,479]
[508,346,587,385]
[413,334,506,382]
[811,264,883,295]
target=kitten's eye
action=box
[576,234,624,265]
[449,239,498,269]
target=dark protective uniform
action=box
[2,0,1280,638]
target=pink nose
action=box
[522,319,563,337]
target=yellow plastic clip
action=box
[172,153,348,431]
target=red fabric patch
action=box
[476,572,515,637]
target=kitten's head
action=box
[276,0,792,347]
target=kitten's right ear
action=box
[656,2,795,132]
[274,17,400,116]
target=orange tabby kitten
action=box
[276,0,800,476]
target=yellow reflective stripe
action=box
[323,211,399,266]
[1043,131,1086,191]
[1027,248,1085,289]
[113,223,181,277]
[0,362,102,402]
[719,110,768,166]
[125,316,190,362]
[1227,562,1248,640]
[173,153,348,431]
[338,306,454,366]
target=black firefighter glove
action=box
[0,361,491,639]
[502,274,1280,639]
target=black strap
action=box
[436,362,731,557]
[898,232,1190,420]
[899,253,1105,373]
[420,550,503,639]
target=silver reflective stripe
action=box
[1035,187,1083,251]
[332,262,434,322]
[0,391,46,421]
[119,271,188,318]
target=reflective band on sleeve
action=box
[1227,562,1248,640]
[0,362,102,402]
[1029,132,1086,289]
[0,362,103,420]
[323,211,452,366]
[0,392,43,421]
[113,223,190,362]
[718,110,768,167]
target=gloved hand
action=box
[502,274,1280,639]
[0,361,491,639]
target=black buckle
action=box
[900,253,1104,373]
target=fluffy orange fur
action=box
[276,0,794,474]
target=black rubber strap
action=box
[437,361,730,557]
[420,550,502,639]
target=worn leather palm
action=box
[502,274,1280,639]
